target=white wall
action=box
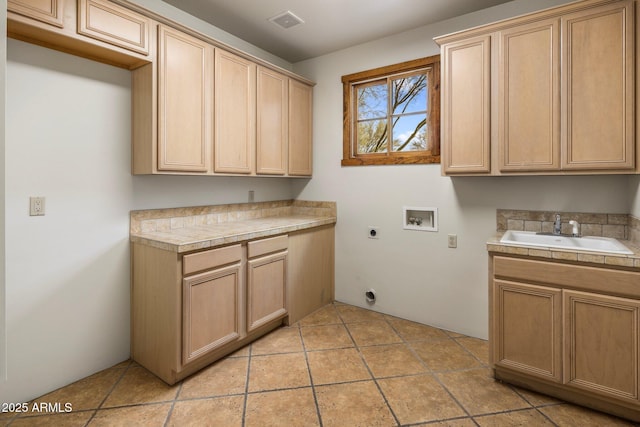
[2,38,294,404]
[0,0,7,383]
[292,0,633,338]
[630,176,640,218]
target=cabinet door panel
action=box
[247,252,287,332]
[564,290,639,401]
[78,0,151,55]
[288,80,313,176]
[8,0,64,27]
[214,50,255,174]
[183,263,241,365]
[442,35,491,174]
[498,19,560,171]
[562,1,634,170]
[493,280,562,382]
[158,26,212,172]
[257,67,288,175]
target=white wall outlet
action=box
[368,227,379,239]
[248,190,255,203]
[30,197,45,216]
[448,234,457,248]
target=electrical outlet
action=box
[448,234,457,248]
[30,196,45,216]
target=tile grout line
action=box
[240,342,253,427]
[296,321,324,427]
[161,380,184,427]
[384,313,478,425]
[337,305,402,426]
[82,359,133,426]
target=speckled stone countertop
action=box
[130,200,337,253]
[487,232,640,269]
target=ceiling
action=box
[161,0,513,63]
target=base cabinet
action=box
[564,290,640,401]
[132,225,334,384]
[182,261,242,365]
[247,236,288,332]
[493,280,562,382]
[490,254,640,421]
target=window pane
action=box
[357,83,387,120]
[357,119,388,153]
[392,114,427,152]
[392,73,427,115]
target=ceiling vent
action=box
[268,10,305,29]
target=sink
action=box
[499,230,634,255]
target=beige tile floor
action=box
[1,302,637,426]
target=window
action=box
[341,55,440,166]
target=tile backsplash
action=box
[130,200,337,234]
[497,209,639,243]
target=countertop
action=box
[487,232,640,269]
[131,213,336,253]
[130,200,337,253]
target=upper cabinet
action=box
[441,35,491,174]
[8,0,64,27]
[8,0,152,69]
[77,0,151,56]
[157,25,213,173]
[7,0,315,178]
[288,79,313,176]
[498,19,560,172]
[436,0,636,176]
[256,67,288,175]
[214,50,256,174]
[562,2,635,170]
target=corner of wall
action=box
[0,0,7,383]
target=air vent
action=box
[268,10,304,29]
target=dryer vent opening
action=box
[365,289,376,304]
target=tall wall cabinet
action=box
[436,0,636,176]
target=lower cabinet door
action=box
[182,263,241,365]
[247,251,287,332]
[564,290,640,401]
[493,279,562,382]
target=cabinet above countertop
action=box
[130,200,336,253]
[436,0,638,176]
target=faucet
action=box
[569,220,580,237]
[553,214,562,235]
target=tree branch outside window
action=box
[342,55,440,166]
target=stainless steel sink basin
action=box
[499,230,634,255]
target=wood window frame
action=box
[341,55,441,166]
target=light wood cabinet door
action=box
[493,279,562,382]
[8,0,64,27]
[77,0,151,56]
[498,19,560,172]
[182,263,241,365]
[157,25,213,172]
[561,1,635,170]
[441,35,491,174]
[288,79,313,176]
[257,67,288,175]
[564,290,639,402]
[214,49,256,174]
[247,251,287,332]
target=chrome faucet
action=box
[569,220,580,237]
[553,214,562,235]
